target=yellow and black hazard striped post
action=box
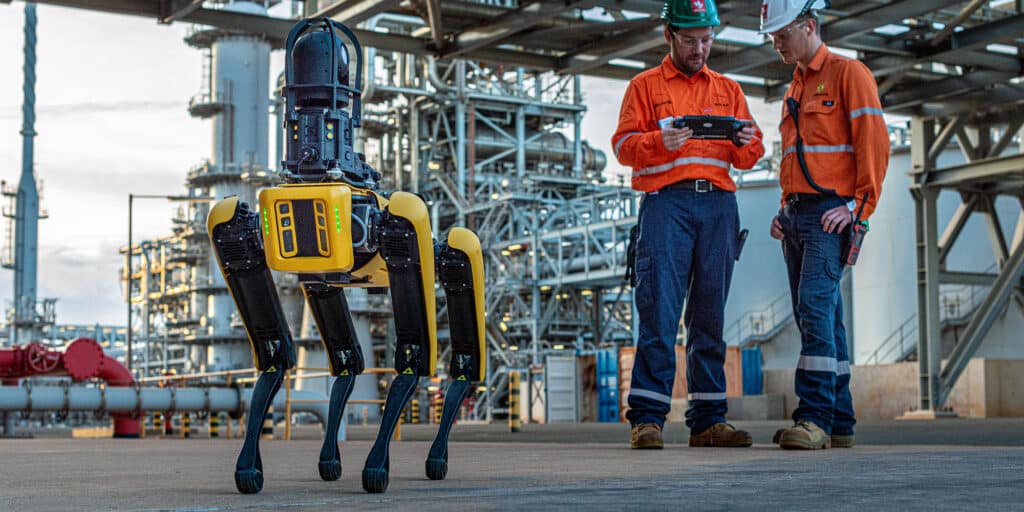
[209,413,220,438]
[434,391,443,424]
[181,413,191,438]
[509,370,521,433]
[261,406,274,440]
[152,412,162,436]
[411,398,420,424]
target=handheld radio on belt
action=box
[786,97,870,266]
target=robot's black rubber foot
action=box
[234,468,264,494]
[362,467,389,493]
[425,458,448,480]
[319,459,342,481]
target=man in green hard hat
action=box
[613,0,764,449]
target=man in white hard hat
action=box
[761,0,890,450]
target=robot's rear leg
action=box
[303,283,365,481]
[425,379,471,481]
[362,192,437,493]
[427,227,486,480]
[361,369,419,494]
[208,197,297,494]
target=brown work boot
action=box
[688,422,753,447]
[778,420,830,450]
[774,426,855,448]
[630,423,664,449]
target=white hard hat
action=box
[759,0,830,34]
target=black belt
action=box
[785,193,851,215]
[785,192,827,204]
[786,192,852,204]
[661,179,717,193]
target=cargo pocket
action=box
[634,256,654,311]
[823,236,845,281]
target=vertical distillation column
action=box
[12,4,39,345]
[184,0,272,371]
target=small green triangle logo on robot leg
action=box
[457,375,467,381]
[402,367,414,375]
[266,366,277,373]
[340,370,349,376]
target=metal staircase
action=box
[722,291,795,348]
[864,275,993,365]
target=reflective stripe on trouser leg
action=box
[683,192,737,434]
[626,191,695,428]
[833,288,856,435]
[781,204,844,434]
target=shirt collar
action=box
[660,54,709,82]
[794,43,830,79]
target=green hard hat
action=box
[661,0,720,28]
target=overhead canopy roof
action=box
[7,0,1024,117]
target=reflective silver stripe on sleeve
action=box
[782,144,855,157]
[797,355,838,373]
[837,361,851,376]
[849,107,884,120]
[629,388,673,405]
[687,392,727,401]
[632,156,731,177]
[615,131,643,158]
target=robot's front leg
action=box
[303,282,365,481]
[362,192,438,494]
[427,228,486,480]
[207,197,297,494]
[236,363,286,494]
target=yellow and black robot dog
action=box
[207,18,485,495]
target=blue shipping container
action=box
[741,347,763,395]
[596,349,619,422]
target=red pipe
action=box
[0,337,140,437]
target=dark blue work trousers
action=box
[626,188,739,434]
[778,195,856,436]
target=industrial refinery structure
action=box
[1,0,1023,430]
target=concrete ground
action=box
[1,420,1022,511]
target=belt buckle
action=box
[695,179,712,193]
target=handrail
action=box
[723,291,794,347]
[284,367,399,441]
[864,264,997,365]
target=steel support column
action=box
[912,116,943,412]
[911,111,1024,414]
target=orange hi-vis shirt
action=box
[780,44,890,219]
[612,56,765,193]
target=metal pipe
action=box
[425,55,454,93]
[455,60,467,222]
[0,385,330,429]
[573,74,583,178]
[273,71,285,170]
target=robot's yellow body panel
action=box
[259,184,355,273]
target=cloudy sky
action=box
[0,3,780,327]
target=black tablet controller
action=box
[671,115,751,146]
